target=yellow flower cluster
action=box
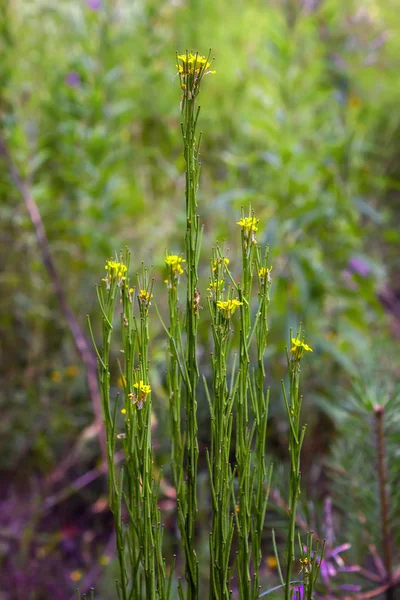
[133,380,152,396]
[127,380,152,410]
[237,217,259,232]
[213,257,230,272]
[165,254,186,276]
[259,266,273,283]
[207,279,224,294]
[216,298,243,319]
[237,216,259,245]
[139,289,153,304]
[290,337,313,359]
[103,259,127,286]
[176,53,215,76]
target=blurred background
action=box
[1,0,400,598]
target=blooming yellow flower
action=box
[212,257,230,272]
[104,260,127,280]
[216,298,243,319]
[176,53,215,76]
[207,279,224,294]
[133,380,152,396]
[237,216,259,245]
[237,216,259,232]
[165,254,186,277]
[138,289,153,304]
[129,380,152,410]
[266,556,277,569]
[290,337,313,359]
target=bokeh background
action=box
[1,0,400,598]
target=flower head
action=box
[103,259,127,288]
[259,266,272,284]
[237,216,259,232]
[290,337,313,360]
[86,0,101,10]
[213,257,230,272]
[216,298,243,319]
[165,254,186,277]
[237,216,259,245]
[207,279,224,296]
[66,71,80,87]
[129,380,152,409]
[138,289,153,305]
[176,53,215,76]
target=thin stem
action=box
[374,405,394,600]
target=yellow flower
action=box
[129,380,151,410]
[117,375,126,389]
[216,298,243,319]
[121,408,127,415]
[65,365,79,378]
[212,257,230,272]
[259,266,273,283]
[176,53,215,76]
[138,289,153,304]
[134,380,152,396]
[266,556,277,569]
[207,279,224,295]
[70,570,82,582]
[237,216,259,232]
[104,260,127,280]
[290,337,313,359]
[165,254,186,277]
[51,370,62,383]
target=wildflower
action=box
[290,337,313,360]
[103,259,127,288]
[129,380,152,409]
[292,585,304,600]
[237,216,259,232]
[165,254,186,277]
[299,557,310,573]
[259,266,272,284]
[100,555,110,566]
[51,370,62,383]
[65,71,80,87]
[70,570,83,582]
[237,216,259,244]
[176,53,215,76]
[266,556,277,569]
[138,289,153,305]
[216,298,243,319]
[86,0,101,9]
[212,257,229,272]
[207,279,224,295]
[65,365,79,378]
[348,256,370,277]
[121,408,126,415]
[117,375,126,389]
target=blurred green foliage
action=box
[1,0,400,596]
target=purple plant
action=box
[86,0,101,9]
[348,256,370,277]
[292,585,304,599]
[65,71,80,87]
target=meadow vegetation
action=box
[1,0,400,598]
